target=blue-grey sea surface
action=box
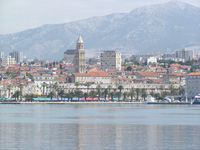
[0,104,200,150]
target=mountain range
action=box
[0,0,200,61]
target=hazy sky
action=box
[0,0,200,34]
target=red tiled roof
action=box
[137,71,159,77]
[73,72,111,77]
[187,72,200,76]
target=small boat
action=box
[193,94,200,104]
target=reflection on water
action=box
[0,104,200,150]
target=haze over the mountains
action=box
[0,0,200,60]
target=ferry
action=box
[193,94,200,104]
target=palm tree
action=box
[116,92,122,101]
[96,85,101,100]
[128,88,135,102]
[53,82,58,92]
[159,85,164,93]
[19,83,24,101]
[75,90,83,100]
[107,85,112,95]
[12,90,20,101]
[65,93,71,101]
[118,85,124,94]
[84,93,88,101]
[42,82,47,96]
[169,84,176,95]
[89,91,96,99]
[75,82,80,91]
[85,82,92,93]
[110,92,114,101]
[135,88,140,101]
[103,89,108,100]
[154,93,160,100]
[178,86,185,95]
[48,91,54,100]
[141,88,147,100]
[70,92,74,100]
[58,90,65,100]
[123,92,128,101]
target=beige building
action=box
[74,36,86,73]
[185,72,200,100]
[72,72,112,84]
[2,56,16,65]
[101,51,121,71]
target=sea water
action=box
[0,104,200,150]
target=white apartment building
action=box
[175,49,194,62]
[147,57,157,65]
[185,72,200,100]
[101,51,121,71]
[2,56,16,65]
[32,74,55,95]
[0,52,4,59]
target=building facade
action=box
[2,56,16,65]
[175,49,194,62]
[9,51,23,63]
[72,72,112,84]
[74,36,86,73]
[101,51,121,71]
[62,49,76,64]
[185,72,200,100]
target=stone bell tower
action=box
[74,36,86,73]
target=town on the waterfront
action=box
[0,35,200,104]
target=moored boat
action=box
[193,94,200,104]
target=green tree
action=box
[75,90,83,100]
[75,82,80,91]
[128,88,135,102]
[123,92,128,101]
[53,82,59,92]
[96,85,101,100]
[65,93,71,101]
[58,90,65,100]
[178,86,185,96]
[107,85,112,98]
[12,90,20,101]
[116,92,122,101]
[110,92,114,101]
[118,85,124,94]
[83,93,88,100]
[103,89,108,100]
[48,91,54,100]
[19,83,24,100]
[169,85,176,95]
[159,85,164,96]
[125,66,132,71]
[141,89,147,100]
[89,91,96,99]
[154,93,160,100]
[135,88,140,101]
[85,82,92,93]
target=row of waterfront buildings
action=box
[0,36,200,100]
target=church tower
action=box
[74,36,86,73]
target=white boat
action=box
[147,95,156,102]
